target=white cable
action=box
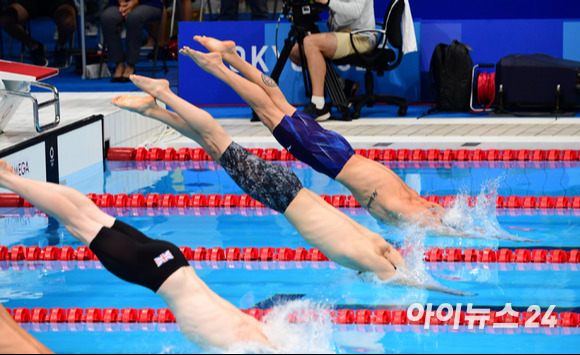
[140,125,177,149]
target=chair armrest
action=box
[350,29,386,36]
[349,29,388,48]
[347,29,389,58]
[344,28,402,71]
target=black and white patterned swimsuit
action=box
[219,142,304,213]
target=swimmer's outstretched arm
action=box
[0,302,52,354]
[422,215,539,243]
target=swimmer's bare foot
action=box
[193,35,237,62]
[111,95,158,116]
[0,160,16,183]
[179,46,226,76]
[128,74,171,100]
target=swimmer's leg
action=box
[0,160,113,245]
[0,302,52,354]
[111,83,231,162]
[180,47,286,132]
[194,35,296,118]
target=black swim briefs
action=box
[89,220,190,293]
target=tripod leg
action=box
[270,26,312,98]
[270,35,296,82]
[325,61,351,120]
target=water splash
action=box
[261,299,336,354]
[440,178,537,244]
[359,225,436,302]
[214,299,337,354]
[369,218,478,298]
[372,178,521,295]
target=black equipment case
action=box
[496,54,580,112]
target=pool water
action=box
[0,159,579,353]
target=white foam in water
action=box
[371,224,468,297]
[440,178,535,244]
[369,178,529,296]
[159,345,178,354]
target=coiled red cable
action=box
[476,71,496,111]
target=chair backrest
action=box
[379,0,405,53]
[333,0,406,72]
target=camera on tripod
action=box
[282,0,324,28]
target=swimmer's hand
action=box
[418,282,477,297]
[432,225,540,243]
[493,234,540,243]
[390,278,477,297]
[387,266,477,297]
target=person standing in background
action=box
[101,0,164,82]
[220,0,269,21]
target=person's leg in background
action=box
[248,0,269,20]
[180,0,194,21]
[123,4,163,80]
[219,0,238,20]
[100,4,126,81]
[148,0,194,61]
[0,1,48,66]
[50,0,77,68]
[289,31,339,121]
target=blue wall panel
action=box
[376,0,580,20]
[420,19,564,71]
[563,22,580,61]
[419,19,574,100]
[179,17,580,105]
[179,20,422,106]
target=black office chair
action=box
[333,0,408,118]
[8,18,77,68]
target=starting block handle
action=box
[31,81,60,132]
[0,81,60,133]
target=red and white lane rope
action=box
[2,193,580,210]
[107,147,580,163]
[5,305,579,328]
[2,245,579,264]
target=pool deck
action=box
[1,91,580,154]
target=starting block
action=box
[0,60,60,133]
